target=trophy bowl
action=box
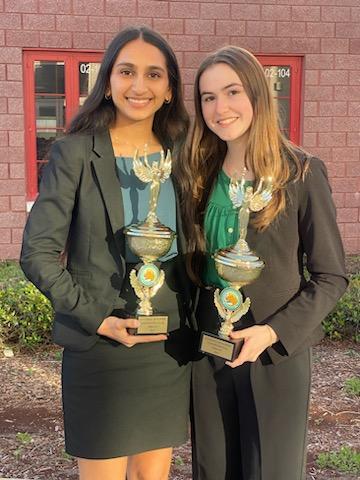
[125,222,176,263]
[200,244,264,361]
[213,244,264,288]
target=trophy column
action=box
[125,149,175,335]
[199,176,273,361]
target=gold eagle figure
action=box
[249,177,273,212]
[130,268,165,315]
[133,149,172,225]
[214,289,251,337]
[133,149,172,184]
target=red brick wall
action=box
[0,0,359,259]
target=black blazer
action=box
[235,156,348,365]
[20,130,192,351]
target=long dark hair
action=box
[67,26,189,156]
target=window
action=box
[24,51,103,201]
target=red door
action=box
[258,55,302,145]
[23,51,103,200]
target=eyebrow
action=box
[114,61,166,73]
[200,82,243,96]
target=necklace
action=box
[223,164,248,180]
[110,130,161,157]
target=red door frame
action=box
[257,55,303,146]
[23,50,103,200]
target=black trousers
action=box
[191,289,261,480]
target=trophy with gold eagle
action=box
[125,148,175,334]
[200,174,273,360]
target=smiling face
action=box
[107,38,172,127]
[199,62,254,147]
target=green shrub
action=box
[323,274,360,343]
[0,260,24,285]
[0,280,53,349]
[316,446,360,475]
[346,255,360,275]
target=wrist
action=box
[97,316,115,335]
[265,324,278,346]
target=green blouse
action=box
[203,169,253,288]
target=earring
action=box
[164,98,171,104]
[105,93,111,100]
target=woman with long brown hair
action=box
[20,26,193,480]
[183,46,347,480]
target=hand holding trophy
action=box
[200,173,273,361]
[125,148,175,335]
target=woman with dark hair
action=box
[183,46,348,480]
[20,26,193,480]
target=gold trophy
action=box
[125,148,175,335]
[200,174,273,360]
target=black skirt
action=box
[62,258,194,459]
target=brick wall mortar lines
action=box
[0,0,359,258]
[11,227,23,243]
[5,0,39,13]
[0,229,11,244]
[0,197,10,213]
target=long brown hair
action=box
[180,46,308,284]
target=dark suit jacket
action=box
[244,156,348,479]
[20,130,192,351]
[193,156,348,480]
[233,156,348,365]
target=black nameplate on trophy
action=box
[199,331,243,362]
[134,314,168,335]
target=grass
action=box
[62,450,74,462]
[316,445,360,475]
[343,377,360,397]
[173,455,185,466]
[16,432,33,445]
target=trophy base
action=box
[199,331,243,361]
[130,314,168,335]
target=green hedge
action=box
[323,274,360,343]
[0,260,24,285]
[0,280,53,349]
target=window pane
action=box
[263,65,291,137]
[36,131,64,161]
[264,65,291,97]
[35,95,65,182]
[36,96,65,130]
[34,61,65,94]
[79,62,101,105]
[35,95,65,167]
[275,98,290,132]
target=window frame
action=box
[257,55,303,145]
[23,50,104,201]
